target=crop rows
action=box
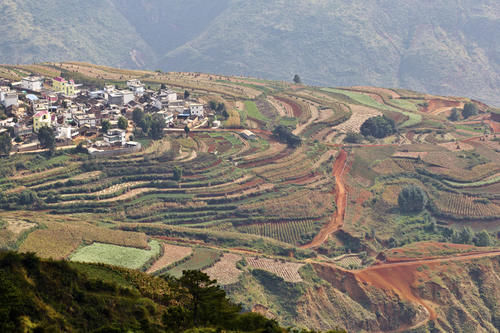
[434,192,500,217]
[237,220,319,245]
[246,257,304,282]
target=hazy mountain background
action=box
[1,0,500,105]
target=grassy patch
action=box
[166,247,220,278]
[322,88,422,127]
[245,100,268,121]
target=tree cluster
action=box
[133,108,165,140]
[209,101,229,119]
[398,185,427,213]
[0,132,12,156]
[37,127,56,153]
[360,116,396,138]
[273,125,302,148]
[462,103,478,119]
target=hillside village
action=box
[0,75,211,155]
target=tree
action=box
[458,227,473,244]
[160,83,166,90]
[150,114,165,140]
[132,108,144,125]
[178,270,241,328]
[273,125,302,147]
[173,166,183,181]
[293,74,302,84]
[209,101,217,110]
[37,126,55,152]
[101,120,110,133]
[448,108,460,121]
[184,90,190,100]
[139,114,153,134]
[184,125,190,137]
[360,116,396,138]
[117,117,128,130]
[462,103,478,119]
[18,190,39,206]
[474,230,492,247]
[398,185,427,213]
[0,133,12,156]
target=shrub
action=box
[398,185,427,213]
[344,132,363,144]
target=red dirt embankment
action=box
[423,99,462,114]
[354,250,500,331]
[302,150,348,249]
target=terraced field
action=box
[1,63,500,332]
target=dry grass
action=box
[203,253,243,285]
[147,243,193,274]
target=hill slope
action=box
[1,0,500,104]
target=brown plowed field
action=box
[423,99,463,115]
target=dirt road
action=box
[302,150,348,249]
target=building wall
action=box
[34,115,51,133]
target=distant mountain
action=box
[1,0,500,105]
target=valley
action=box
[0,62,499,332]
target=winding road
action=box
[302,149,348,249]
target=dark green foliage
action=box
[132,108,145,125]
[150,114,165,140]
[173,166,183,181]
[398,185,427,213]
[462,103,478,119]
[178,270,241,328]
[37,126,55,151]
[184,90,191,100]
[360,116,396,138]
[273,125,302,147]
[343,132,363,144]
[293,74,302,84]
[0,132,12,156]
[453,227,474,244]
[474,230,492,247]
[101,120,110,133]
[18,190,40,206]
[0,252,289,333]
[184,125,191,137]
[118,116,128,130]
[448,108,460,121]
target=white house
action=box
[127,79,145,96]
[21,76,43,92]
[104,128,126,146]
[122,91,134,105]
[189,103,204,117]
[157,110,174,125]
[56,125,77,140]
[108,90,134,106]
[0,88,18,108]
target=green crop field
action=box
[70,240,161,270]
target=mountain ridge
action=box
[2,0,500,104]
